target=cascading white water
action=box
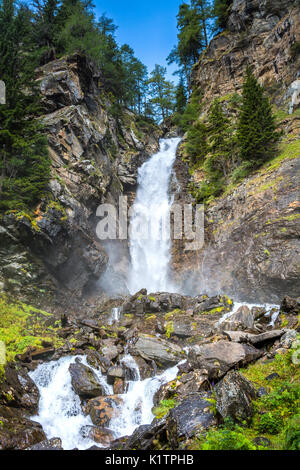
[30,354,181,449]
[128,137,181,294]
[29,356,113,450]
[108,307,121,325]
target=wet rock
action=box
[252,437,271,448]
[223,331,255,343]
[171,317,196,338]
[280,296,300,315]
[252,307,267,321]
[0,366,40,413]
[69,362,105,398]
[191,340,262,375]
[80,425,115,447]
[107,366,124,385]
[101,344,119,361]
[123,418,168,450]
[85,396,123,427]
[128,356,155,380]
[193,295,233,315]
[0,408,46,450]
[131,334,183,368]
[113,378,124,395]
[257,387,268,398]
[86,350,111,373]
[220,306,254,331]
[154,370,210,405]
[280,329,298,348]
[215,371,256,424]
[26,437,63,450]
[265,373,280,381]
[167,394,217,448]
[249,330,285,347]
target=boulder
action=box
[69,362,105,399]
[220,306,254,331]
[194,295,233,315]
[85,396,123,427]
[280,330,298,349]
[107,366,124,385]
[248,330,285,347]
[86,350,111,373]
[223,331,255,343]
[0,407,46,450]
[215,371,256,424]
[80,425,115,447]
[153,370,210,406]
[123,419,167,450]
[26,437,63,450]
[167,394,217,448]
[171,317,196,338]
[131,334,183,368]
[191,340,262,374]
[113,378,124,395]
[0,366,40,413]
[280,296,300,315]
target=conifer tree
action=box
[0,0,50,210]
[237,67,280,166]
[206,99,232,177]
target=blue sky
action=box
[94,0,182,82]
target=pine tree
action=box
[147,65,175,122]
[206,99,232,177]
[185,121,207,166]
[213,0,232,31]
[237,67,280,166]
[0,0,50,211]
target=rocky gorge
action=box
[0,0,300,453]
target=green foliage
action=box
[175,88,202,131]
[0,0,51,211]
[213,0,233,31]
[0,294,64,364]
[256,412,283,435]
[237,67,280,166]
[200,424,258,450]
[168,1,213,95]
[147,65,176,122]
[290,42,300,60]
[185,121,207,166]
[285,415,300,450]
[153,399,177,420]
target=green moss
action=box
[0,295,64,365]
[153,399,177,420]
[165,321,174,339]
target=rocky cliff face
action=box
[0,54,160,305]
[193,0,300,110]
[172,0,300,303]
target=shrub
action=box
[256,412,283,435]
[285,415,300,450]
[201,427,257,450]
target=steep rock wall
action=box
[0,54,160,304]
[193,0,300,110]
[172,0,300,303]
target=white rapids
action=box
[128,137,181,294]
[29,355,182,450]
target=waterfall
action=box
[30,355,181,450]
[128,137,181,294]
[29,356,112,450]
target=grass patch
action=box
[153,399,177,420]
[0,294,64,375]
